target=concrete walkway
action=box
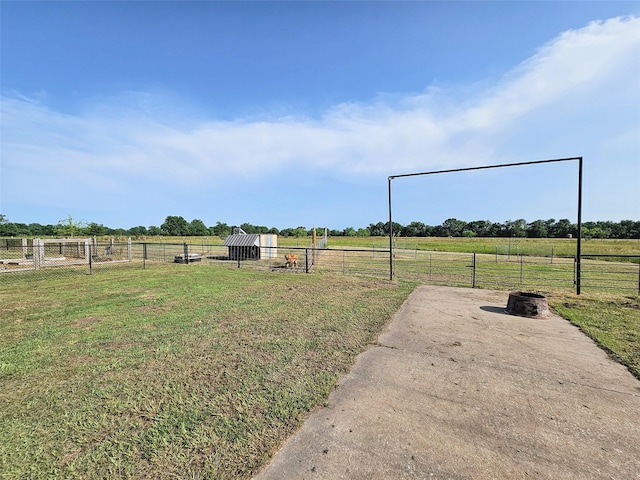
[253,285,640,479]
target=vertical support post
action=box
[127,237,132,262]
[637,256,640,296]
[184,243,189,265]
[33,238,44,270]
[84,240,90,265]
[143,243,147,269]
[388,177,393,280]
[342,250,345,274]
[429,253,432,281]
[472,253,476,288]
[520,255,524,286]
[305,248,309,273]
[22,238,28,259]
[576,157,583,295]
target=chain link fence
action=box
[1,239,638,294]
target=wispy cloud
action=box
[2,16,639,191]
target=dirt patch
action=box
[71,316,103,328]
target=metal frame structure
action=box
[388,157,584,294]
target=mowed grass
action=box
[550,292,640,379]
[0,266,415,479]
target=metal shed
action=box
[223,229,277,260]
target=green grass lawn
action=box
[1,264,638,479]
[550,292,640,379]
[0,266,415,479]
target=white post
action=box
[22,238,28,259]
[128,237,132,261]
[84,240,90,264]
[33,238,44,269]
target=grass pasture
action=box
[0,266,415,479]
[1,261,638,479]
[323,236,640,258]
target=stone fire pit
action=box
[506,291,550,319]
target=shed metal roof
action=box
[223,234,260,247]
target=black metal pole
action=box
[472,252,476,288]
[388,177,393,280]
[576,157,583,295]
[637,256,640,296]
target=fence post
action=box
[184,243,189,265]
[472,253,476,288]
[33,238,43,270]
[89,243,92,273]
[143,243,147,269]
[637,256,640,296]
[128,237,132,262]
[305,248,309,273]
[520,255,524,286]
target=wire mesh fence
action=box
[1,239,638,294]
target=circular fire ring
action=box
[506,291,549,319]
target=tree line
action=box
[1,214,639,239]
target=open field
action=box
[1,264,638,478]
[322,236,640,257]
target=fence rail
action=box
[1,241,638,294]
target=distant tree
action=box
[27,223,56,236]
[343,227,357,236]
[356,227,370,237]
[527,220,548,238]
[502,219,527,238]
[211,222,231,237]
[549,219,574,238]
[240,223,257,234]
[615,220,640,239]
[0,222,29,236]
[439,218,467,237]
[85,222,108,236]
[466,220,493,237]
[368,222,386,236]
[161,216,189,236]
[128,226,148,237]
[293,226,307,238]
[189,219,209,236]
[148,225,164,236]
[56,215,87,237]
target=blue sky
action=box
[1,1,639,231]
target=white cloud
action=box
[2,16,639,193]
